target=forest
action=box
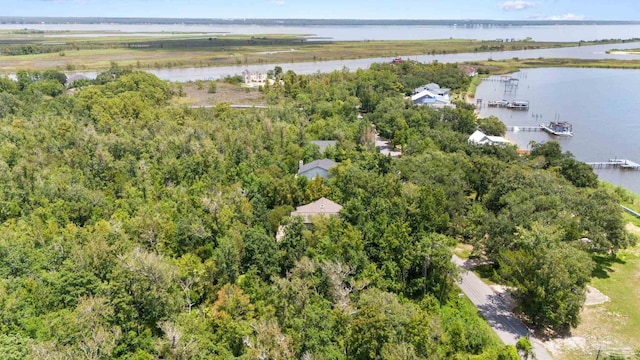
[0,61,635,359]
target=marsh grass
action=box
[0,31,632,71]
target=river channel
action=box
[124,41,640,82]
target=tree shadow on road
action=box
[475,293,530,341]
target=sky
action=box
[3,0,640,20]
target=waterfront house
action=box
[410,83,451,108]
[468,130,510,146]
[297,158,338,179]
[414,83,450,97]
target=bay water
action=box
[475,68,640,194]
[2,23,640,42]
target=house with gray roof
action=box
[414,83,450,97]
[310,140,337,154]
[297,158,337,179]
[290,197,343,224]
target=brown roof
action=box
[290,197,342,223]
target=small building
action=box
[310,140,337,154]
[290,197,343,224]
[468,130,510,146]
[297,158,337,179]
[461,65,477,77]
[242,70,267,85]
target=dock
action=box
[506,122,574,136]
[506,126,543,132]
[487,100,529,110]
[586,159,640,170]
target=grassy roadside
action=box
[600,181,640,227]
[466,75,485,98]
[0,35,635,72]
[557,183,640,359]
[562,242,640,359]
[454,182,640,359]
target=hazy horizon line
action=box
[2,16,640,25]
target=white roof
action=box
[469,130,487,144]
[411,89,451,104]
[410,89,438,102]
[486,135,510,144]
[468,130,510,146]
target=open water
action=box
[1,23,640,42]
[475,68,640,194]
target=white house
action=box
[410,83,451,107]
[468,130,510,146]
[242,70,267,85]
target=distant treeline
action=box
[2,16,640,26]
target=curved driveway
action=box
[452,255,553,360]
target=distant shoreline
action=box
[607,50,640,55]
[2,16,640,27]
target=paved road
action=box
[452,255,553,360]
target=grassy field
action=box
[0,29,633,72]
[555,185,640,359]
[558,241,640,359]
[170,81,266,107]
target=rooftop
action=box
[310,140,338,154]
[298,158,338,175]
[290,197,343,223]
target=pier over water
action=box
[586,159,640,171]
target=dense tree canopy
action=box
[0,60,634,358]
